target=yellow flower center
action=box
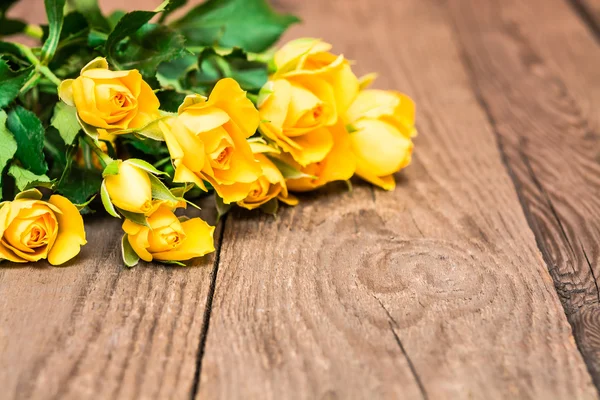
[2,210,57,262]
[147,222,187,253]
[216,147,231,164]
[140,200,154,214]
[103,87,138,124]
[164,231,182,247]
[313,105,323,120]
[26,223,48,247]
[210,144,234,170]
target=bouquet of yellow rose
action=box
[0,0,416,267]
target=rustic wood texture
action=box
[0,203,219,399]
[444,0,600,386]
[575,0,600,33]
[1,0,600,399]
[196,0,597,398]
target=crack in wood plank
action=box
[190,216,228,400]
[582,244,600,304]
[443,0,600,391]
[371,294,429,400]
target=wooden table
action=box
[3,0,600,398]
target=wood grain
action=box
[443,0,600,386]
[195,0,597,398]
[2,0,600,398]
[0,202,219,400]
[1,2,217,399]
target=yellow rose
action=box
[123,205,215,262]
[259,38,360,167]
[0,193,86,265]
[285,121,356,192]
[345,89,416,190]
[273,38,359,114]
[236,153,298,210]
[59,57,160,139]
[104,160,154,214]
[162,78,262,204]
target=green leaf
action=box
[170,183,193,198]
[160,260,187,266]
[156,53,197,90]
[41,0,67,64]
[171,0,299,53]
[0,111,18,197]
[121,234,140,267]
[214,194,231,222]
[186,47,268,94]
[159,0,187,23]
[127,159,167,176]
[0,19,26,36]
[100,180,120,218]
[104,2,170,69]
[0,41,27,64]
[87,29,107,48]
[71,0,110,32]
[55,165,102,205]
[8,164,52,191]
[75,113,99,141]
[46,12,91,75]
[111,23,189,78]
[266,156,315,180]
[102,160,120,177]
[105,10,157,65]
[259,197,278,216]
[117,208,149,227]
[148,174,180,203]
[72,194,96,211]
[156,90,187,113]
[129,117,168,141]
[51,102,81,145]
[7,106,48,175]
[123,135,170,157]
[44,126,69,178]
[0,59,33,108]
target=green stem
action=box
[82,135,114,168]
[15,43,62,87]
[19,71,40,94]
[38,65,62,86]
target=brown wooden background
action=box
[3,0,600,399]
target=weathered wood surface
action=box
[196,0,597,398]
[0,203,219,399]
[445,0,600,387]
[1,0,600,399]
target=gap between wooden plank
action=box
[189,214,228,400]
[569,0,600,37]
[194,0,598,398]
[442,0,600,390]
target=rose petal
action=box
[47,195,87,266]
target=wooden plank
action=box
[444,0,600,387]
[0,203,219,399]
[196,0,597,398]
[0,1,217,399]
